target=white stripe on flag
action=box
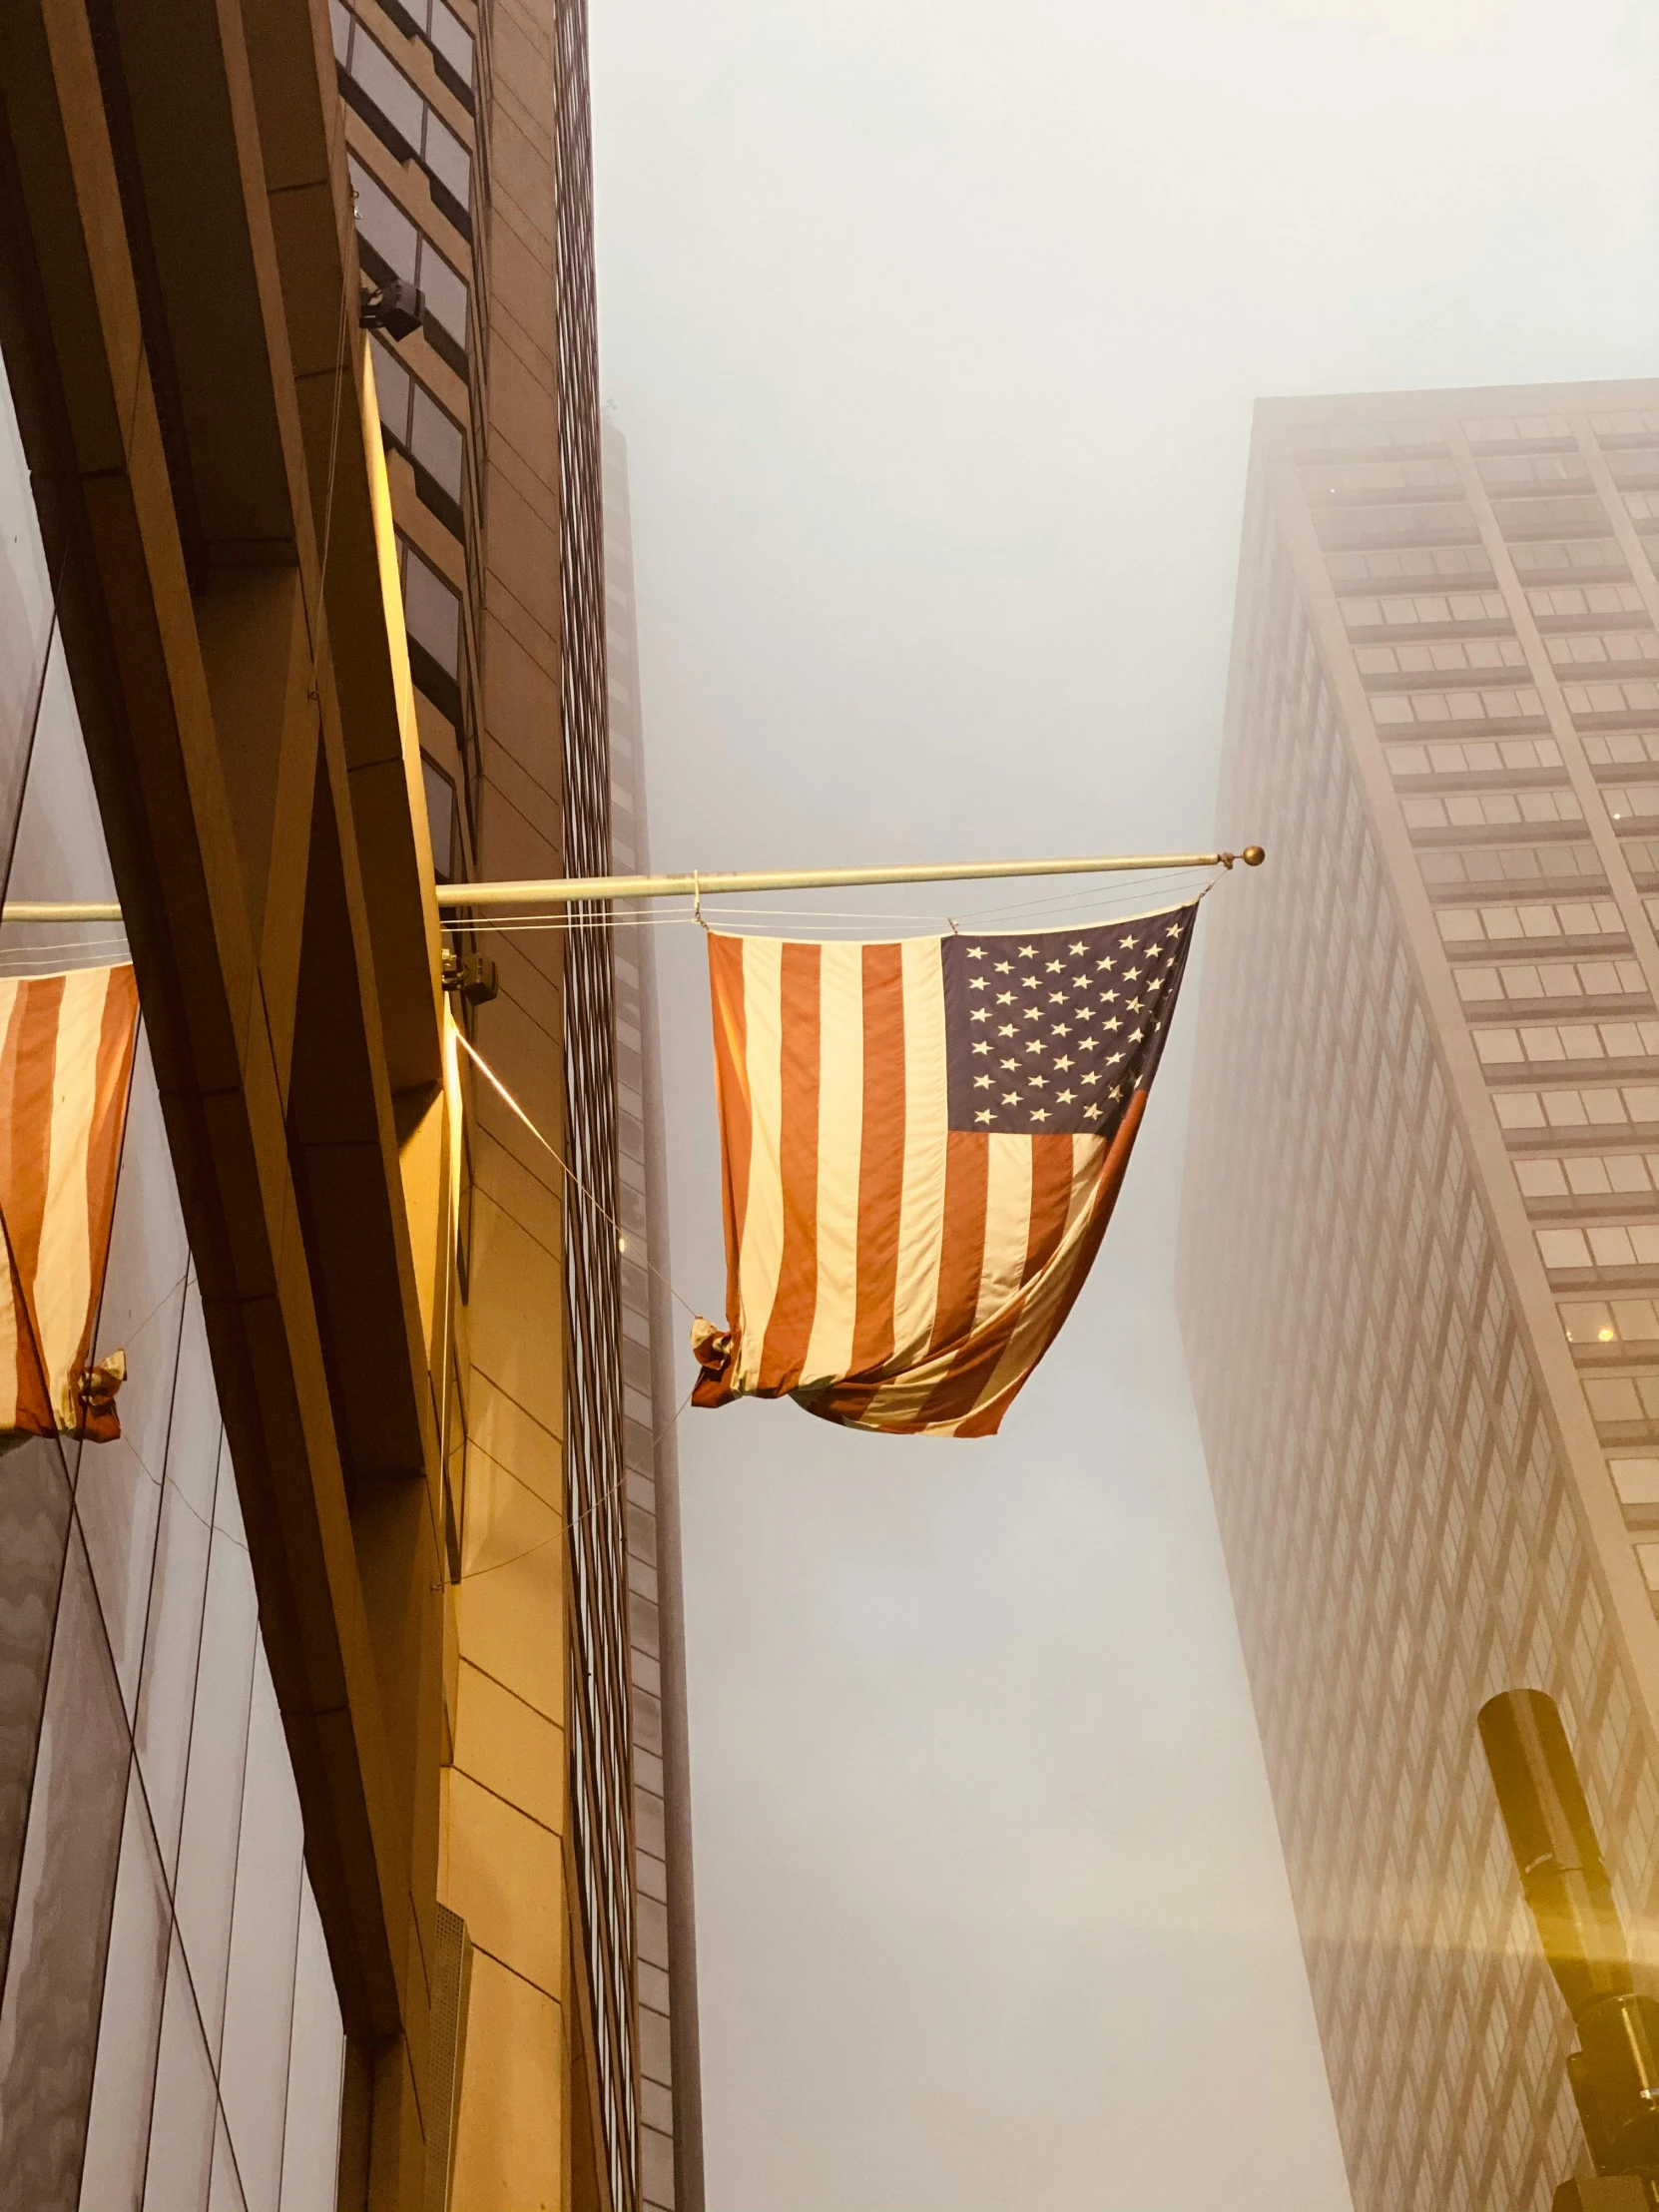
[735,935,787,1393]
[801,940,864,1388]
[973,1133,1035,1335]
[889,936,948,1364]
[0,984,23,1427]
[37,967,106,1425]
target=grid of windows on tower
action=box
[554,1,639,2204]
[1178,422,1659,2212]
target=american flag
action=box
[691,901,1198,1436]
[0,965,139,1440]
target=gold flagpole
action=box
[0,847,1264,926]
[431,844,1265,913]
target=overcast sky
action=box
[587,4,1659,2206]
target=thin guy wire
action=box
[453,1027,700,1322]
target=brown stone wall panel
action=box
[477,755,560,899]
[479,404,559,537]
[455,1656,564,1834]
[446,1766,562,1994]
[486,86,555,246]
[484,463,560,635]
[467,1365,562,1513]
[636,1895,668,1973]
[473,1120,561,1266]
[470,999,564,1140]
[491,933,563,1043]
[484,208,556,375]
[482,601,560,744]
[635,1847,666,1906]
[640,2122,674,2211]
[453,1474,563,1722]
[467,1185,565,1436]
[489,0,555,157]
[631,1686,662,1758]
[448,1948,565,2212]
[468,1106,563,1273]
[481,619,561,791]
[485,334,558,504]
[484,579,561,734]
[638,2004,671,2090]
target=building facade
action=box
[0,0,691,2203]
[0,355,347,2212]
[602,416,705,2212]
[1179,379,1659,2210]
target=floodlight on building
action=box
[1479,1689,1659,2204]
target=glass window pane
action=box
[422,756,455,882]
[0,350,58,864]
[208,2110,249,2212]
[0,1434,73,1951]
[345,27,424,156]
[134,1298,222,1880]
[368,335,411,451]
[76,1037,190,1719]
[171,1476,260,2061]
[428,0,472,84]
[217,1651,303,2212]
[346,157,417,285]
[277,1886,343,2212]
[0,1522,130,2210]
[144,1931,217,2212]
[410,386,463,502]
[415,243,467,353]
[402,549,460,677]
[79,1764,171,2210]
[421,112,469,209]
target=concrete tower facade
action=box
[1180,380,1659,2211]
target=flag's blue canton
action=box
[941,905,1197,1136]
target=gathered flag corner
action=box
[691,899,1198,1436]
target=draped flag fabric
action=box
[0,965,140,1441]
[691,901,1198,1436]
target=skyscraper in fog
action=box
[603,417,705,2212]
[1180,381,1659,2211]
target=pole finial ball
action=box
[1242,845,1266,867]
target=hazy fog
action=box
[588,3,1659,2204]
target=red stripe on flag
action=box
[758,939,824,1391]
[0,978,67,1435]
[848,941,906,1376]
[926,1129,990,1357]
[708,933,751,1323]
